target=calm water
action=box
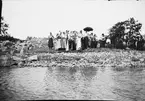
[0,66,145,100]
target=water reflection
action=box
[0,67,48,100]
[80,65,97,79]
[0,66,145,100]
[68,66,78,75]
[113,69,145,101]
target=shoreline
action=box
[1,48,145,72]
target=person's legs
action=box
[102,41,106,48]
[84,37,86,49]
[91,40,94,48]
[69,39,74,51]
[85,37,89,49]
[73,40,76,50]
[94,41,97,48]
[81,37,84,50]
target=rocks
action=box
[1,47,145,69]
[18,61,25,67]
[13,56,24,61]
[131,57,140,61]
[0,54,13,67]
[27,55,38,61]
[24,61,48,67]
[0,51,28,67]
[140,58,145,62]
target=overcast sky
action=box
[2,0,145,40]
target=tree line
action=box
[1,16,145,50]
[1,17,22,42]
[108,17,145,50]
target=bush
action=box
[0,36,20,42]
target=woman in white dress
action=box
[55,33,61,50]
[66,32,69,51]
[76,31,82,50]
[60,32,66,49]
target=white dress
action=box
[66,39,69,51]
[55,38,61,50]
[61,34,67,49]
[106,38,111,44]
[66,34,69,51]
[76,34,82,50]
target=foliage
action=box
[1,17,21,42]
[109,17,143,48]
[1,16,10,36]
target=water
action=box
[0,66,145,100]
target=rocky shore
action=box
[1,48,145,73]
[0,38,145,70]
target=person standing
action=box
[48,32,54,49]
[66,31,69,51]
[68,31,74,51]
[84,31,89,49]
[72,31,77,50]
[90,33,94,48]
[76,30,82,51]
[81,31,85,50]
[106,36,111,48]
[87,32,90,49]
[55,33,61,50]
[100,33,106,48]
[60,32,63,49]
[61,32,67,49]
[93,34,98,48]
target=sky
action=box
[2,0,145,40]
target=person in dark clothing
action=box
[136,35,144,50]
[48,32,54,49]
[69,39,73,51]
[72,40,76,50]
[128,36,136,49]
[90,33,94,48]
[84,36,89,49]
[116,38,125,49]
[93,34,98,48]
[81,37,85,50]
[100,33,106,48]
[68,31,76,51]
[82,32,89,49]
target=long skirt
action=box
[100,40,106,48]
[48,38,53,49]
[91,40,94,48]
[84,36,89,49]
[136,40,144,50]
[81,37,84,50]
[94,41,98,48]
[55,39,61,50]
[69,39,76,50]
[66,39,69,51]
[61,38,66,49]
[76,37,82,50]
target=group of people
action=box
[48,30,104,51]
[48,30,145,51]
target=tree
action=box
[109,17,143,49]
[0,17,21,42]
[0,0,3,15]
[1,16,10,36]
